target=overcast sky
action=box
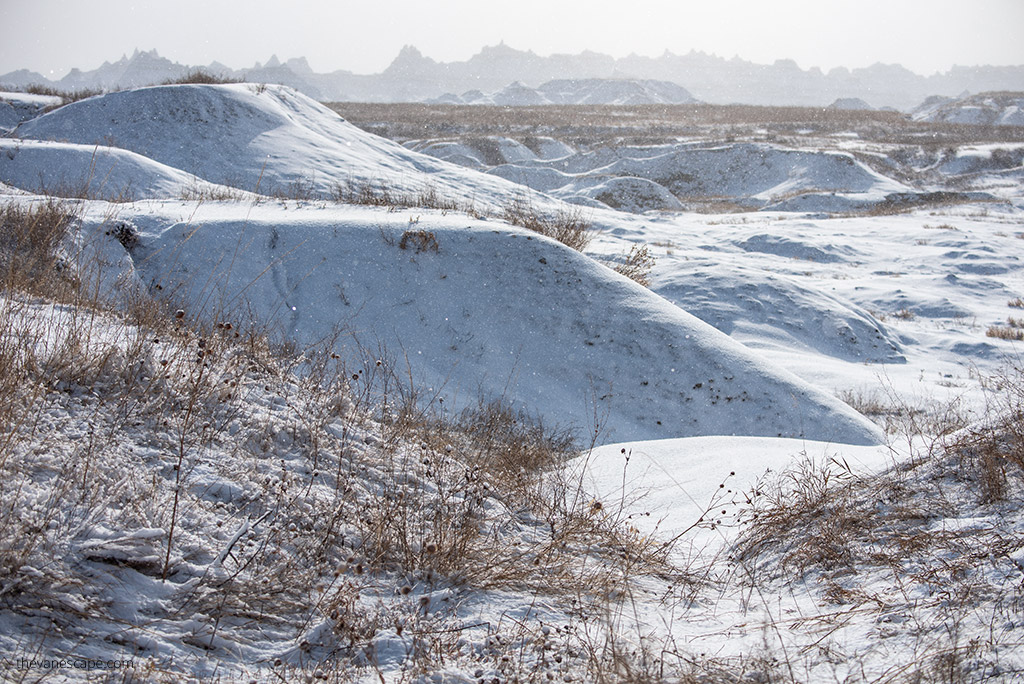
[3,0,1023,79]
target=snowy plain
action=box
[1,82,1023,681]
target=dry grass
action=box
[955,360,1024,502]
[0,201,79,300]
[612,243,656,287]
[986,324,1024,341]
[738,362,1024,681]
[22,83,105,109]
[502,195,593,252]
[161,69,241,85]
[893,307,916,320]
[330,179,466,214]
[837,384,969,439]
[398,228,439,253]
[1009,297,1024,309]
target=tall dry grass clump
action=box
[161,69,241,85]
[613,243,656,287]
[23,83,105,108]
[502,196,593,252]
[0,201,79,299]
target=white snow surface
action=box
[585,435,894,548]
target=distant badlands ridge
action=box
[3,44,1024,110]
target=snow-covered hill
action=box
[94,201,881,446]
[0,82,884,444]
[0,139,248,200]
[912,91,1024,126]
[13,84,537,211]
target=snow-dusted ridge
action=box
[912,91,1024,126]
[13,84,540,212]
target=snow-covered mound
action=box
[932,143,1024,177]
[98,201,883,446]
[528,136,576,160]
[828,97,874,110]
[0,90,60,132]
[912,91,1024,126]
[584,176,685,212]
[410,136,567,168]
[0,139,246,200]
[492,81,549,106]
[469,141,911,212]
[434,78,698,106]
[654,264,906,364]
[13,83,534,210]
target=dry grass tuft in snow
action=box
[330,179,470,215]
[161,70,242,86]
[986,324,1024,341]
[19,83,105,109]
[735,361,1024,681]
[612,243,657,288]
[0,200,79,299]
[501,195,593,252]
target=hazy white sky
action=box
[3,0,1023,78]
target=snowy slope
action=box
[88,201,882,446]
[2,82,881,444]
[2,76,1024,681]
[14,84,540,211]
[0,139,248,200]
[586,204,1024,422]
